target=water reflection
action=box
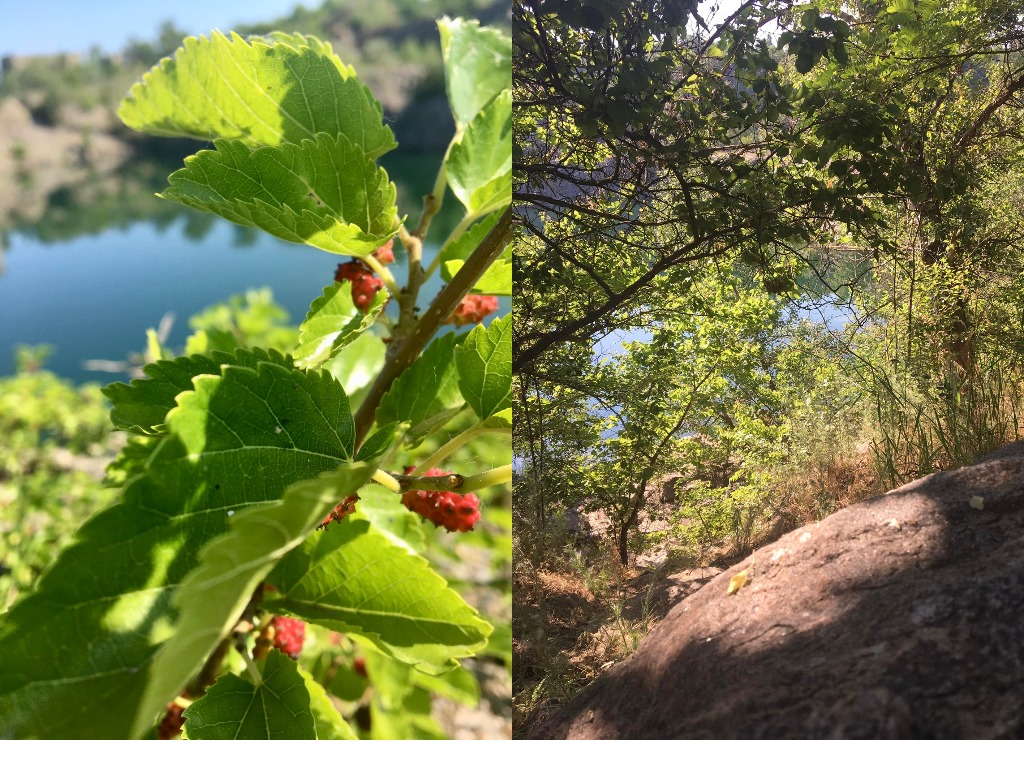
[0,148,499,383]
[3,147,460,247]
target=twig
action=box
[353,206,512,446]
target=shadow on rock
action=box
[528,441,1024,739]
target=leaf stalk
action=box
[417,422,511,473]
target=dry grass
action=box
[512,538,723,737]
[775,445,880,529]
[513,405,1024,737]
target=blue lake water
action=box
[0,155,509,383]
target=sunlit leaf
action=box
[298,664,357,739]
[131,462,377,738]
[439,211,512,295]
[727,569,749,596]
[323,330,386,407]
[447,89,512,216]
[377,332,466,444]
[355,483,427,553]
[0,358,356,738]
[102,348,292,435]
[119,31,396,158]
[182,651,316,739]
[264,518,491,673]
[438,18,512,129]
[162,134,399,257]
[455,315,511,421]
[295,282,387,370]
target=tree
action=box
[773,0,1024,475]
[513,0,855,376]
[781,0,1024,382]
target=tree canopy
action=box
[515,2,1024,729]
[514,0,1024,561]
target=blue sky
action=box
[0,0,309,56]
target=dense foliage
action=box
[514,0,1024,729]
[1,15,510,740]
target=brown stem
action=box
[353,206,512,446]
[189,636,231,697]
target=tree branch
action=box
[353,206,512,446]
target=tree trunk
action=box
[616,476,650,565]
[920,236,975,385]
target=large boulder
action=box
[530,441,1024,739]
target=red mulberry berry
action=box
[447,295,499,327]
[270,616,306,659]
[374,239,395,264]
[158,700,186,740]
[318,493,360,530]
[334,260,386,311]
[353,657,368,678]
[401,467,481,533]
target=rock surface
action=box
[529,441,1024,739]
[0,97,131,226]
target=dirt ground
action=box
[513,454,881,737]
[512,543,730,736]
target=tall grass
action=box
[869,361,1023,486]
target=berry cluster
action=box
[447,294,499,327]
[319,493,360,530]
[270,616,306,659]
[400,467,481,533]
[334,260,386,311]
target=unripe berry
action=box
[400,467,481,532]
[334,260,386,311]
[447,295,499,326]
[374,239,395,264]
[270,616,306,659]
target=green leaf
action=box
[455,315,512,421]
[371,687,445,739]
[103,435,159,487]
[377,332,466,445]
[131,461,376,738]
[295,282,387,370]
[354,483,427,553]
[437,18,512,129]
[162,134,399,257]
[484,621,513,667]
[355,422,399,463]
[119,31,396,158]
[439,211,512,295]
[264,518,491,673]
[182,651,316,739]
[361,646,415,709]
[297,665,357,739]
[327,663,368,702]
[102,348,292,435]
[323,330,386,406]
[0,358,356,738]
[409,664,479,707]
[482,407,512,430]
[358,645,473,736]
[446,89,512,216]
